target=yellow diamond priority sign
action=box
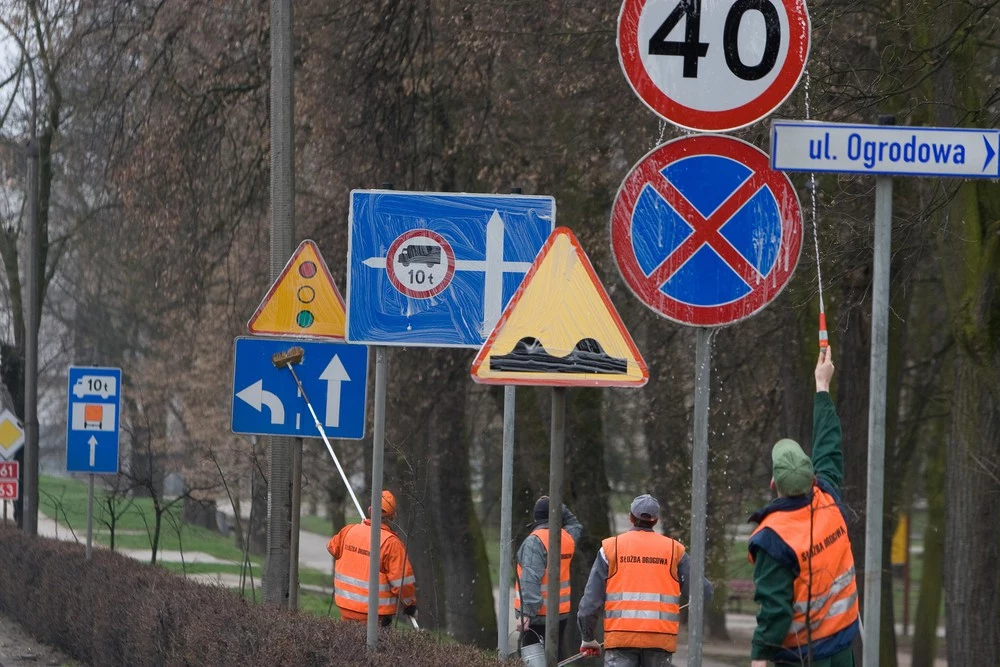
[0,409,25,460]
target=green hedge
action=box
[0,527,514,666]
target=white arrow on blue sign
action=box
[771,120,1000,179]
[347,191,555,348]
[231,337,368,439]
[66,366,122,474]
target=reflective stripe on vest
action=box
[750,485,860,650]
[514,527,575,615]
[333,522,399,616]
[602,531,682,642]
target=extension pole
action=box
[263,0,296,605]
[863,138,894,667]
[282,364,365,519]
[545,387,567,667]
[86,474,95,560]
[688,327,713,667]
[367,346,388,649]
[497,385,516,654]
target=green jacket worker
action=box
[748,347,860,666]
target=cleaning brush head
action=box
[272,346,305,368]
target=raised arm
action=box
[810,347,844,492]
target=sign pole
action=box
[86,474,95,560]
[497,384,516,654]
[289,437,303,610]
[545,387,566,667]
[688,328,713,667]
[863,125,894,665]
[262,0,296,606]
[367,345,388,649]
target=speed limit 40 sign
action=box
[618,0,810,132]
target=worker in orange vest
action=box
[515,496,584,660]
[749,347,859,666]
[327,490,417,626]
[576,494,713,666]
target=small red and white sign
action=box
[618,0,810,132]
[385,229,456,299]
[0,460,18,501]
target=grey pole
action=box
[289,437,303,609]
[862,122,894,667]
[688,327,713,667]
[22,138,39,536]
[263,0,296,604]
[545,387,566,667]
[367,346,388,649]
[85,474,95,560]
[497,385,516,654]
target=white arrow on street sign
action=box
[88,435,98,467]
[320,354,351,428]
[236,380,286,425]
[771,121,1000,179]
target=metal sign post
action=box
[688,328,713,666]
[545,387,567,667]
[497,384,516,654]
[86,475,95,560]
[367,346,388,649]
[862,166,893,667]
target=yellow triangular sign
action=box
[471,227,648,387]
[248,240,346,339]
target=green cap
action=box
[771,439,815,496]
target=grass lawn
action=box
[299,514,334,536]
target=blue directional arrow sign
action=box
[66,366,122,474]
[347,191,555,348]
[772,121,1000,179]
[231,337,368,439]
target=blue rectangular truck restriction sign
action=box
[66,366,122,474]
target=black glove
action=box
[404,604,418,617]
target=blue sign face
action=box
[66,366,122,474]
[347,191,555,348]
[231,337,368,440]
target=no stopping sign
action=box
[618,0,810,132]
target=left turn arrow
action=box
[236,380,286,425]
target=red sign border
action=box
[610,134,803,327]
[617,0,811,132]
[385,229,456,299]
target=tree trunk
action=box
[564,387,611,651]
[911,435,945,667]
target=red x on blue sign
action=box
[611,134,803,327]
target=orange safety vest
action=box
[515,527,575,616]
[749,484,859,654]
[331,522,402,617]
[602,530,684,652]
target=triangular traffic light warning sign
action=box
[471,227,647,387]
[248,240,347,339]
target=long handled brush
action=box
[272,346,366,520]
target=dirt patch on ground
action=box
[0,614,80,666]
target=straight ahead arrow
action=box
[320,355,351,428]
[88,435,98,467]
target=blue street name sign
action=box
[231,337,368,440]
[347,191,555,348]
[771,121,1000,179]
[66,366,122,474]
